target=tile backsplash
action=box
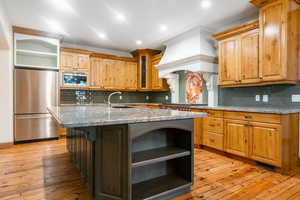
[218,81,300,108]
[60,90,171,104]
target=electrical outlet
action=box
[165,96,169,100]
[291,95,300,102]
[255,95,260,102]
[146,96,149,100]
[119,96,122,100]
[262,95,269,103]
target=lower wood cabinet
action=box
[203,131,224,151]
[224,120,281,167]
[224,120,249,157]
[248,122,281,167]
[192,108,299,173]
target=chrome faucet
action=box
[107,91,122,107]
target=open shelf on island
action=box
[132,174,191,200]
[132,146,190,168]
[130,124,193,200]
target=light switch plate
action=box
[119,96,122,100]
[146,96,149,100]
[255,95,260,102]
[262,95,269,103]
[165,96,169,100]
[291,94,300,102]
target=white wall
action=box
[61,42,133,57]
[0,1,13,143]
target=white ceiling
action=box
[2,0,257,52]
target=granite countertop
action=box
[48,105,207,128]
[189,105,300,114]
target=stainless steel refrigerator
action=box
[14,68,59,142]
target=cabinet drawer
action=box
[224,111,281,124]
[204,110,224,118]
[204,132,224,151]
[206,117,223,134]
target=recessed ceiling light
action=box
[98,32,107,39]
[136,40,142,45]
[200,0,212,9]
[160,25,168,32]
[115,12,126,22]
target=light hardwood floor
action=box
[0,139,300,200]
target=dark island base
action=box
[66,119,194,200]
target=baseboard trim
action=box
[0,142,13,149]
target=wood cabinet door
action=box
[241,30,260,84]
[259,1,285,81]
[248,122,281,167]
[90,58,98,88]
[151,55,168,90]
[77,54,90,71]
[224,120,249,157]
[60,52,76,71]
[219,38,240,85]
[90,57,105,89]
[128,62,137,90]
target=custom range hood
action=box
[157,27,219,106]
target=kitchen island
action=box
[48,105,206,200]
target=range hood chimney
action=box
[157,27,219,106]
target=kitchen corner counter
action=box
[190,105,300,114]
[48,105,207,128]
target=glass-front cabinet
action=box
[14,33,60,69]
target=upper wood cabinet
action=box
[90,57,105,89]
[60,50,90,72]
[219,37,241,85]
[131,49,169,91]
[151,54,169,91]
[215,21,260,87]
[90,56,137,91]
[214,0,300,87]
[132,49,156,91]
[240,30,260,84]
[257,0,299,84]
[60,47,166,91]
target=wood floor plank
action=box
[0,139,299,200]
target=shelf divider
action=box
[132,146,190,168]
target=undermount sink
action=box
[111,105,133,109]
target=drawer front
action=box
[206,117,224,134]
[205,110,224,118]
[224,111,281,124]
[204,132,224,151]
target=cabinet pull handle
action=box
[209,139,215,143]
[244,115,252,119]
[245,139,248,144]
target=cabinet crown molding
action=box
[213,20,259,41]
[250,0,300,7]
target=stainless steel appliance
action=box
[62,72,88,87]
[14,68,59,142]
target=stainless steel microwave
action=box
[62,73,88,87]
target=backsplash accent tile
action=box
[60,90,171,104]
[219,82,300,108]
